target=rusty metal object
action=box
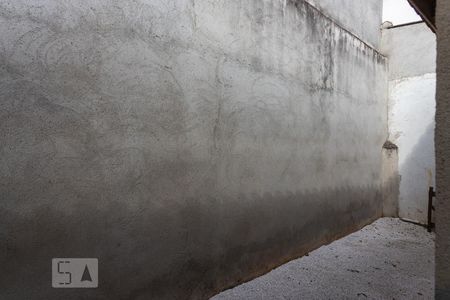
[428,186,436,232]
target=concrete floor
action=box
[211,218,434,300]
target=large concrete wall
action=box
[0,1,387,299]
[306,0,383,48]
[435,0,450,298]
[381,22,436,223]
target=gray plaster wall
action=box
[305,0,383,48]
[381,146,399,217]
[381,22,436,223]
[381,22,436,80]
[0,1,387,299]
[435,0,450,298]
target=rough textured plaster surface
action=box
[305,0,382,49]
[435,0,450,298]
[0,0,386,299]
[381,23,436,224]
[381,147,399,217]
[381,23,436,80]
[389,74,436,223]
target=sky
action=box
[383,0,421,25]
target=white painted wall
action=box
[389,74,436,222]
[381,22,436,223]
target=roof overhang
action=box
[407,0,436,33]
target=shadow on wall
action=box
[0,186,381,300]
[398,123,436,224]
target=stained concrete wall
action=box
[435,0,450,298]
[0,1,387,299]
[381,22,436,224]
[305,0,383,48]
[381,143,400,217]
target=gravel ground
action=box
[211,218,434,300]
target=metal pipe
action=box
[399,217,427,228]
